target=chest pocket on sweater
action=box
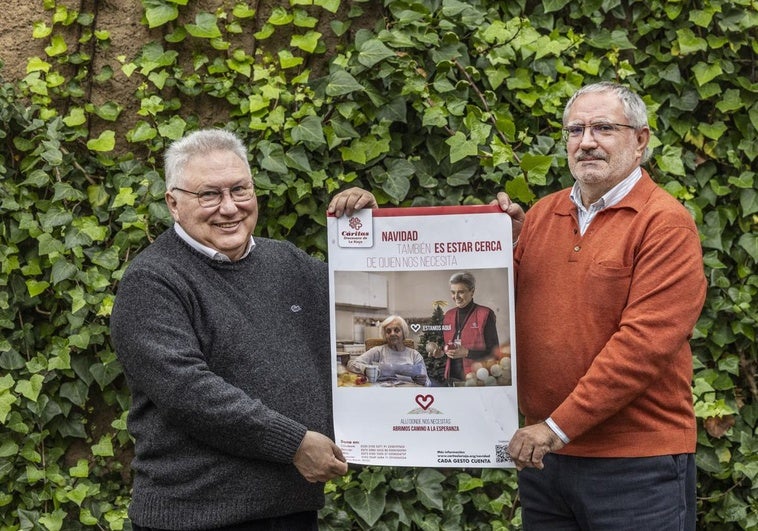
[584,260,633,316]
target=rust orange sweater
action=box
[514,171,706,457]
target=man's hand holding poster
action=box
[328,205,517,468]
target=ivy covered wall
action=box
[0,0,755,529]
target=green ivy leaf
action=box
[15,374,44,402]
[692,61,723,86]
[491,137,515,167]
[446,132,478,163]
[0,390,17,424]
[74,216,109,242]
[185,12,222,39]
[330,20,350,37]
[676,28,708,55]
[315,0,340,13]
[70,459,89,478]
[292,10,318,28]
[505,175,535,205]
[0,439,19,458]
[121,62,138,77]
[0,375,14,393]
[63,107,86,127]
[112,187,138,208]
[26,280,50,298]
[268,7,294,25]
[656,145,686,177]
[22,169,50,187]
[291,116,326,146]
[39,508,66,530]
[519,153,553,186]
[90,362,122,389]
[278,50,304,69]
[416,468,445,510]
[92,101,122,121]
[78,508,99,526]
[50,260,78,285]
[127,121,158,142]
[59,380,89,408]
[291,31,322,53]
[40,207,74,231]
[158,116,187,140]
[86,130,116,152]
[66,484,90,506]
[26,57,52,74]
[92,247,120,271]
[44,35,68,57]
[344,484,387,526]
[383,173,411,202]
[232,4,256,18]
[92,435,114,457]
[357,39,395,68]
[254,23,275,40]
[698,121,728,140]
[738,233,757,262]
[258,142,289,174]
[143,1,179,28]
[0,350,25,370]
[32,22,52,39]
[457,472,485,492]
[326,70,364,96]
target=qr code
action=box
[495,443,511,463]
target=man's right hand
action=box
[507,422,565,470]
[491,192,525,244]
[293,431,348,483]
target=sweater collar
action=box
[557,168,654,216]
[173,223,256,262]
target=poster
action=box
[328,205,517,468]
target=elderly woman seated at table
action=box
[348,315,430,387]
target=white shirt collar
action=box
[173,223,255,262]
[569,166,643,213]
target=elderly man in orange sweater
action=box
[497,82,706,530]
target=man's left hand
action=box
[293,431,348,483]
[328,187,378,217]
[508,422,565,471]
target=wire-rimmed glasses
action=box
[562,122,637,142]
[171,183,255,208]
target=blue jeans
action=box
[131,510,318,531]
[518,453,695,531]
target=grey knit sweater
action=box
[110,228,332,529]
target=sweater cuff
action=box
[545,416,570,445]
[262,414,309,463]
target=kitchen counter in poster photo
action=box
[327,205,516,468]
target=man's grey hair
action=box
[449,271,476,291]
[164,129,251,190]
[563,81,651,163]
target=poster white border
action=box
[328,206,517,468]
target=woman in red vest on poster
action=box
[433,271,500,385]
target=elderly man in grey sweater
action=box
[110,128,376,530]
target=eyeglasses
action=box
[171,183,255,208]
[562,122,637,141]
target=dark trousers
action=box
[518,453,696,531]
[131,510,318,531]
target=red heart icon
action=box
[415,394,434,410]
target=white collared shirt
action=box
[173,223,255,262]
[569,167,643,235]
